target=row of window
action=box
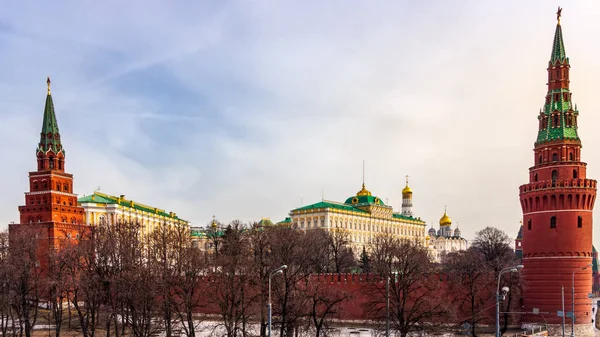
[39,157,63,170]
[32,181,69,192]
[526,216,583,230]
[537,153,577,165]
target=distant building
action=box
[515,223,523,261]
[288,178,427,253]
[426,208,468,262]
[78,191,189,235]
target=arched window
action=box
[550,216,557,229]
[528,219,532,230]
[33,182,38,190]
[553,115,559,127]
[534,173,538,182]
[63,183,68,192]
[573,170,578,179]
[552,153,558,162]
[539,156,543,164]
[43,181,47,189]
[569,152,574,161]
[578,216,583,228]
[552,170,558,186]
[49,157,54,169]
[56,182,60,191]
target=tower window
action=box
[552,153,558,162]
[49,157,54,169]
[578,216,582,228]
[33,182,38,190]
[553,115,559,127]
[573,170,578,179]
[528,219,532,230]
[552,170,558,186]
[539,156,543,164]
[63,183,68,192]
[56,183,60,191]
[569,152,574,161]
[534,173,538,182]
[550,216,557,229]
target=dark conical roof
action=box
[37,77,64,155]
[550,22,567,64]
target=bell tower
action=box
[9,78,86,273]
[519,9,596,336]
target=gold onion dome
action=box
[402,176,412,195]
[356,183,372,196]
[439,208,452,227]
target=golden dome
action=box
[356,183,372,197]
[439,207,452,227]
[402,175,412,195]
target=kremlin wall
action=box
[5,9,600,336]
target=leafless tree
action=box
[324,228,356,273]
[471,227,520,334]
[365,237,448,337]
[8,226,42,337]
[443,249,494,337]
[302,278,351,337]
[0,231,11,337]
[209,221,257,337]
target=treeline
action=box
[0,222,521,337]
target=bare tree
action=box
[303,278,351,337]
[0,231,12,337]
[443,249,494,337]
[365,237,448,337]
[208,221,257,337]
[471,227,520,334]
[324,228,356,273]
[8,226,42,337]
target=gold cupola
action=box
[439,207,452,227]
[356,183,372,197]
[402,175,412,195]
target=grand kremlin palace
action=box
[286,178,468,258]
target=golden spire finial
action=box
[557,6,562,25]
[46,77,51,95]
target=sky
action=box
[1,1,600,248]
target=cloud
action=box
[1,1,600,249]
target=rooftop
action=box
[78,191,187,222]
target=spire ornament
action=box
[46,77,51,95]
[557,6,562,25]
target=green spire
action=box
[550,7,567,64]
[37,77,64,155]
[535,12,579,146]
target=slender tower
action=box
[9,78,86,274]
[401,175,413,217]
[519,9,596,336]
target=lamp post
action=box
[268,265,287,337]
[496,265,524,337]
[570,264,592,337]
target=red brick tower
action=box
[519,10,596,335]
[9,78,86,272]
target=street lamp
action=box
[570,264,592,337]
[268,265,287,337]
[496,265,524,337]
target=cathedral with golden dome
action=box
[426,207,468,262]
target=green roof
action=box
[343,194,385,206]
[78,192,187,222]
[292,200,423,223]
[536,21,579,146]
[37,78,64,156]
[551,23,567,64]
[292,201,368,213]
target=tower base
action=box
[521,323,594,337]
